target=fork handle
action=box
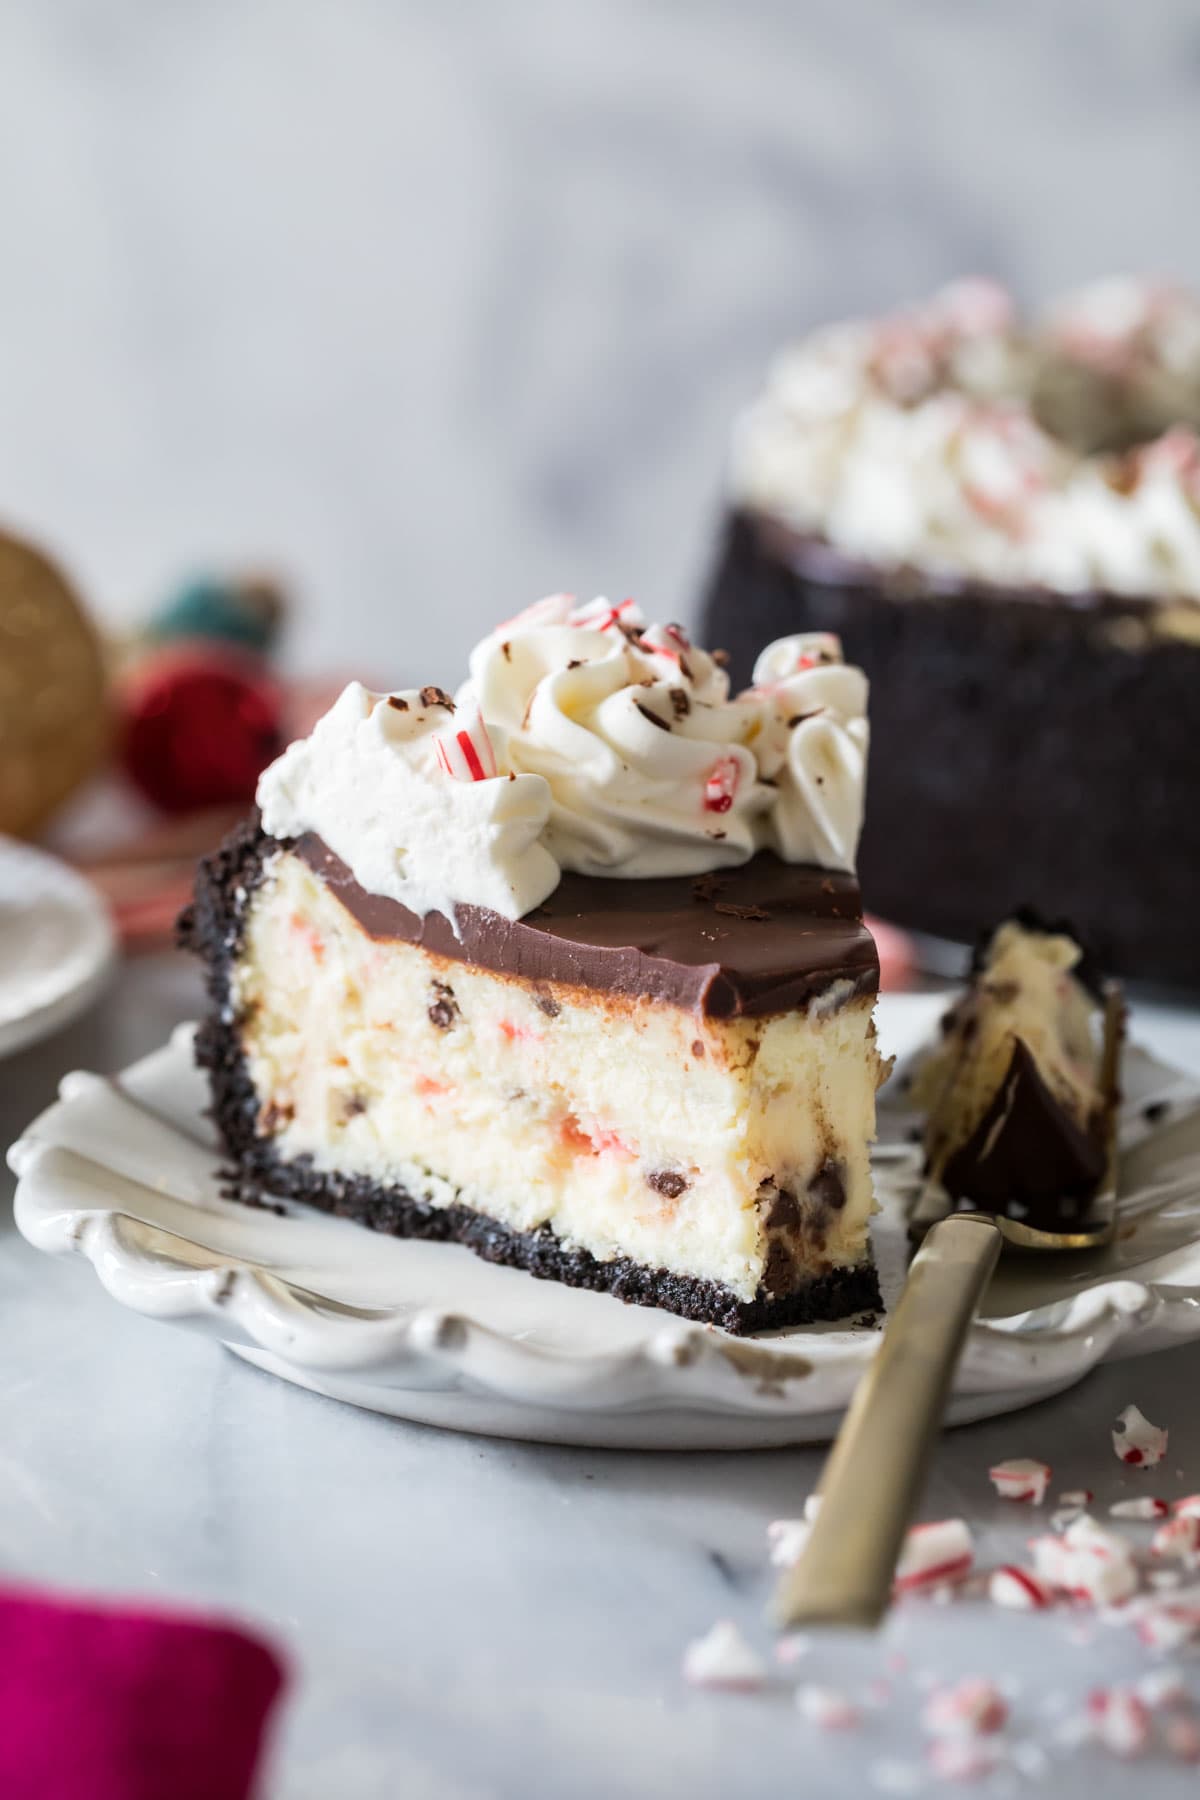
[771,1212,1002,1630]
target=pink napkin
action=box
[0,1586,285,1800]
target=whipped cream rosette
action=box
[257,680,558,924]
[259,597,869,924]
[464,595,766,878]
[748,634,869,873]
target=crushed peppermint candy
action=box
[988,1458,1051,1504]
[431,708,498,783]
[894,1519,974,1594]
[989,1565,1054,1611]
[766,1519,811,1568]
[1030,1514,1140,1606]
[681,1620,766,1691]
[1112,1405,1168,1468]
[1151,1514,1200,1561]
[926,1737,1002,1782]
[703,756,741,815]
[1174,1495,1200,1518]
[766,1497,821,1567]
[1110,1496,1170,1521]
[1086,1686,1151,1758]
[1058,1489,1093,1509]
[922,1677,1008,1739]
[1133,1602,1200,1652]
[1136,1666,1190,1711]
[796,1685,861,1730]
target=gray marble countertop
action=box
[4,954,1200,1799]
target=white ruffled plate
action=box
[0,836,115,1058]
[8,994,1200,1448]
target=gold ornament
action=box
[0,527,109,837]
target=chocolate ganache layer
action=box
[293,829,877,1018]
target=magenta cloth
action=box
[0,1586,286,1800]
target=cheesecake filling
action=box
[233,850,886,1302]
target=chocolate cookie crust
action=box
[179,817,881,1335]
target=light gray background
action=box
[2,1,1199,684]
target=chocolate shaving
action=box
[690,872,729,902]
[420,685,456,712]
[634,700,670,732]
[387,695,409,712]
[646,1168,690,1200]
[428,979,459,1030]
[669,686,690,719]
[711,649,730,667]
[501,641,512,662]
[567,659,584,670]
[714,902,771,922]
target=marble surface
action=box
[2,3,1200,682]
[4,954,1200,1797]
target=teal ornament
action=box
[149,576,283,655]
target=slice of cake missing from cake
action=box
[182,597,887,1333]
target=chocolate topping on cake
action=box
[293,828,877,1018]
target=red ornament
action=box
[119,644,284,814]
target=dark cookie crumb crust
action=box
[179,816,882,1336]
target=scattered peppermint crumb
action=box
[922,1677,1008,1738]
[988,1458,1051,1504]
[1110,1496,1169,1520]
[797,1685,861,1730]
[766,1518,811,1567]
[1059,1490,1092,1508]
[774,1632,811,1665]
[1111,1404,1168,1469]
[989,1566,1053,1611]
[682,1620,765,1691]
[1135,1666,1189,1710]
[1086,1686,1151,1758]
[927,1736,1002,1782]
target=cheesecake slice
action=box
[182,597,886,1333]
[185,819,884,1332]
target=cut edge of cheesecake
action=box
[180,815,887,1335]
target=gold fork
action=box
[772,988,1123,1630]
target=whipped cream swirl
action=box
[464,595,767,878]
[257,681,559,924]
[750,635,869,870]
[732,277,1200,600]
[257,600,870,923]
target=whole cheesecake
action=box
[702,278,1200,988]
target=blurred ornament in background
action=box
[0,527,109,838]
[118,644,284,814]
[116,571,288,814]
[145,571,286,656]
